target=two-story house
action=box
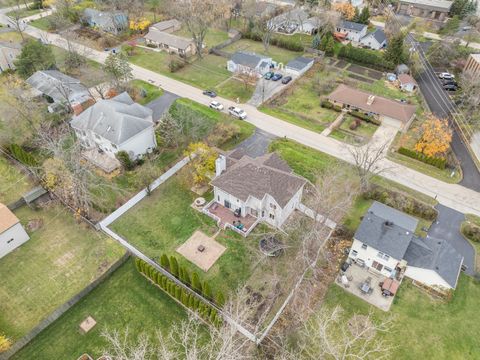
[204,150,307,235]
[70,92,156,172]
[335,20,368,42]
[349,202,464,290]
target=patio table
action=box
[360,282,371,293]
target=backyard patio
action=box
[203,201,259,236]
[336,262,400,311]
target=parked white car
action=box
[438,72,455,80]
[228,106,247,120]
[209,101,224,111]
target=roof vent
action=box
[384,220,394,227]
[106,125,112,132]
[367,95,375,105]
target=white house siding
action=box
[348,239,400,277]
[118,126,157,159]
[277,188,303,226]
[214,187,246,215]
[359,36,384,50]
[336,27,367,42]
[404,266,453,290]
[0,223,30,259]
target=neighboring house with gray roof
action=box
[83,8,128,34]
[396,0,452,21]
[269,8,321,35]
[227,51,274,77]
[359,28,387,50]
[208,151,307,230]
[144,28,196,56]
[71,92,156,167]
[150,19,181,33]
[349,201,463,290]
[26,70,93,114]
[285,56,314,75]
[336,20,368,42]
[0,41,21,73]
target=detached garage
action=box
[285,57,314,76]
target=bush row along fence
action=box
[363,184,438,221]
[462,222,480,243]
[241,31,305,52]
[0,253,131,360]
[338,44,394,71]
[135,258,223,327]
[398,147,447,170]
[320,100,381,125]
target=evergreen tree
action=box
[325,35,335,57]
[160,254,170,270]
[209,309,218,324]
[170,256,179,277]
[352,7,360,22]
[179,267,185,283]
[183,268,191,286]
[384,33,407,66]
[215,291,226,307]
[134,258,142,272]
[358,7,370,25]
[161,276,168,289]
[14,40,56,78]
[202,282,212,300]
[312,34,321,49]
[194,297,200,310]
[192,272,202,293]
[319,33,329,51]
[188,294,195,308]
[181,290,188,305]
[175,286,182,300]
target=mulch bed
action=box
[334,59,350,69]
[348,73,375,84]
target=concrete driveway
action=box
[146,91,179,122]
[248,75,293,107]
[427,204,475,275]
[234,128,276,157]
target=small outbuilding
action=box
[285,56,314,76]
[398,73,418,92]
[0,203,30,259]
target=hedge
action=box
[363,184,438,221]
[462,223,480,243]
[9,144,38,167]
[349,110,381,125]
[398,147,447,170]
[338,43,394,70]
[242,31,304,52]
[320,100,342,112]
[135,258,224,327]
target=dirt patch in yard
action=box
[335,59,350,69]
[347,64,383,80]
[348,73,375,84]
[54,251,75,267]
[26,219,43,232]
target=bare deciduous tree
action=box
[8,1,27,41]
[171,0,230,59]
[256,15,275,52]
[349,141,388,192]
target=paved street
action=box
[428,205,474,275]
[2,8,480,217]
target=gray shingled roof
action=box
[339,20,367,32]
[230,51,269,68]
[144,29,194,50]
[286,56,314,71]
[269,8,309,26]
[404,236,463,288]
[354,202,418,260]
[151,19,181,32]
[26,70,90,105]
[211,153,306,208]
[70,92,153,145]
[83,8,127,29]
[363,28,387,44]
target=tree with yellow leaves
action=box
[334,3,356,21]
[414,114,452,158]
[129,19,151,32]
[0,333,12,353]
[185,142,218,186]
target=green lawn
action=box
[6,6,42,18]
[173,27,229,48]
[323,275,480,359]
[12,259,187,360]
[223,39,302,64]
[29,15,53,31]
[331,115,379,145]
[357,79,420,104]
[260,66,339,133]
[0,156,32,204]
[126,48,231,90]
[129,79,164,105]
[215,78,254,103]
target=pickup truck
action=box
[228,106,247,120]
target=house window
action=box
[377,252,390,261]
[372,261,383,272]
[384,266,393,273]
[269,213,275,219]
[7,238,14,244]
[351,250,358,257]
[361,244,367,250]
[224,200,231,209]
[217,196,220,201]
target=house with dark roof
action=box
[70,92,156,172]
[396,0,452,22]
[26,70,93,114]
[285,56,314,76]
[335,20,368,42]
[144,29,196,56]
[83,8,128,34]
[349,201,463,290]
[227,51,274,77]
[204,150,307,235]
[359,28,387,50]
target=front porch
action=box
[202,201,259,237]
[336,262,401,311]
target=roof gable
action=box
[339,20,367,32]
[230,51,270,68]
[0,203,19,233]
